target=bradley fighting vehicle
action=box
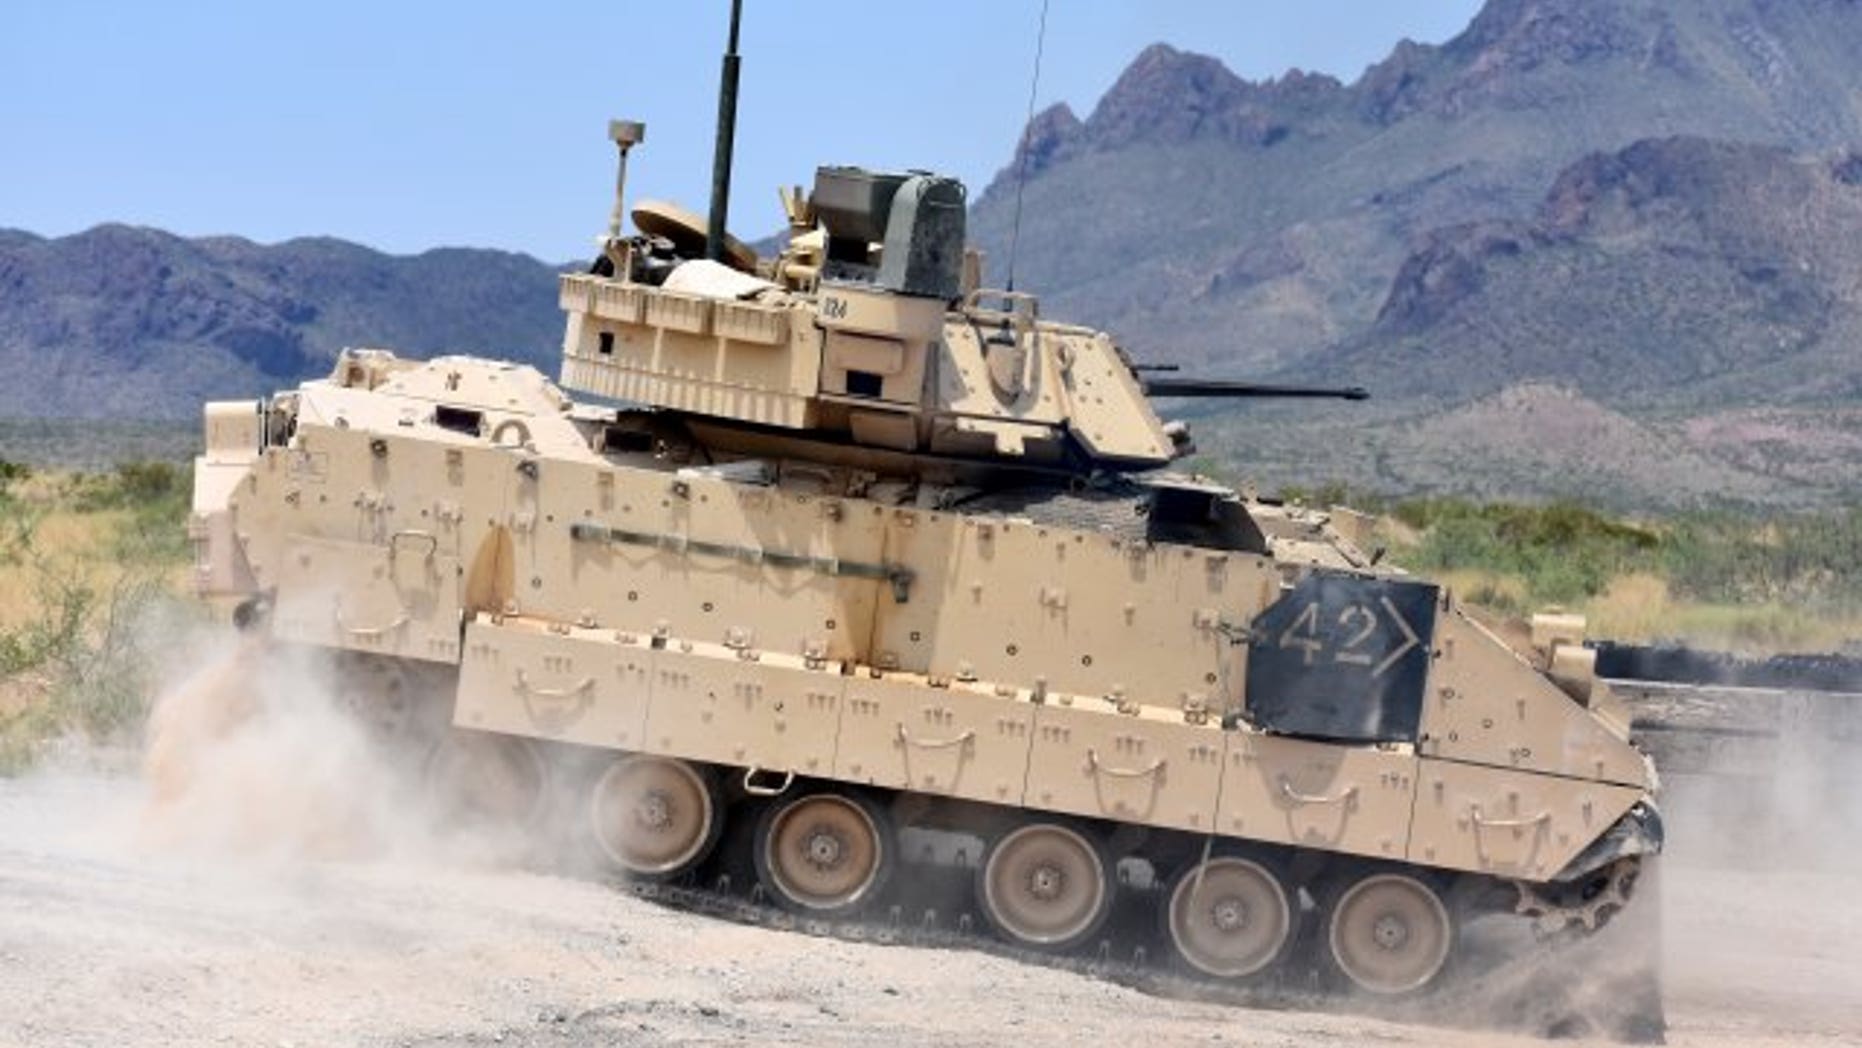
[186,10,1662,1019]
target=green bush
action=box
[0,458,197,774]
[70,460,187,512]
[1661,507,1862,608]
[0,494,37,568]
[0,551,189,775]
[57,461,194,564]
[1392,499,1660,604]
[1379,494,1862,620]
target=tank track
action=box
[326,652,1664,1042]
[591,834,1662,1043]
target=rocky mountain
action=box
[973,0,1862,371]
[964,0,1862,506]
[0,225,562,418]
[1321,135,1862,409]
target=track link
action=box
[596,847,1662,1043]
[311,652,1665,1043]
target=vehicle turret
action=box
[558,133,1362,483]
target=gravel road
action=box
[0,769,1857,1048]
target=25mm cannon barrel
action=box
[1140,378,1370,401]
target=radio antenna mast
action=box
[706,0,745,263]
[1005,0,1051,293]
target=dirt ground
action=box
[0,770,1856,1048]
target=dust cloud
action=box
[1653,676,1862,1045]
[1368,676,1862,1045]
[136,628,542,871]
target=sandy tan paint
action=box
[190,149,1655,895]
[196,366,1649,883]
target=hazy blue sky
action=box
[2,1,1481,260]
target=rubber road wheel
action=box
[1325,870,1454,996]
[754,790,895,915]
[978,821,1115,951]
[1165,853,1296,979]
[589,755,720,879]
[425,729,546,830]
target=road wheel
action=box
[1165,853,1295,979]
[589,756,720,879]
[331,653,416,739]
[978,821,1114,950]
[425,729,546,831]
[1325,870,1454,996]
[755,790,894,915]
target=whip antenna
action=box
[706,0,745,263]
[1005,0,1050,293]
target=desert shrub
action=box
[1394,499,1659,604]
[1663,506,1862,609]
[1377,493,1862,645]
[0,492,38,567]
[0,458,29,495]
[56,460,193,564]
[0,460,197,773]
[0,547,189,773]
[71,460,186,511]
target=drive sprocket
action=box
[1512,856,1640,937]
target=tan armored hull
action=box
[187,137,1660,1009]
[193,345,1658,997]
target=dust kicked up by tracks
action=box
[138,637,452,864]
[0,639,1857,1048]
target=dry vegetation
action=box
[0,459,196,772]
[1326,490,1862,652]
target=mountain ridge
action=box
[0,223,563,418]
[970,0,1862,379]
[1316,135,1862,409]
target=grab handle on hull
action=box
[1470,806,1551,830]
[1086,749,1167,779]
[742,767,795,797]
[333,601,409,638]
[1278,777,1358,807]
[514,670,594,699]
[897,724,975,750]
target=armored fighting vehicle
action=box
[186,11,1661,1014]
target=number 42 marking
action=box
[1277,598,1420,678]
